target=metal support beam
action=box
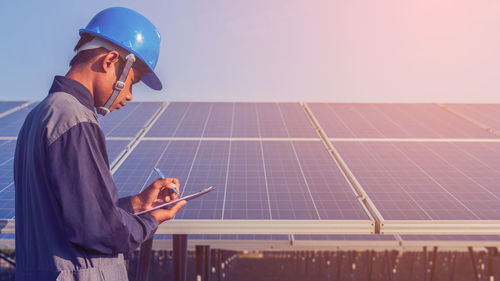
[173,234,188,281]
[136,237,153,281]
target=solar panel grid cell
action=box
[146,102,191,137]
[224,141,270,219]
[203,103,233,138]
[232,103,259,138]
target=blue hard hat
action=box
[80,7,163,90]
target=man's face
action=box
[94,51,142,112]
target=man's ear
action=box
[101,51,121,73]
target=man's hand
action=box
[130,177,186,224]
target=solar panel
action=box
[442,104,500,134]
[0,140,17,219]
[308,103,497,139]
[146,102,318,138]
[112,139,372,233]
[98,102,163,137]
[333,141,500,221]
[332,141,500,234]
[0,102,26,115]
[0,103,38,137]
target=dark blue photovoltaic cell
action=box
[294,234,397,241]
[232,103,259,137]
[113,140,369,221]
[0,103,38,137]
[333,141,500,220]
[145,103,191,137]
[99,102,162,137]
[146,102,318,138]
[309,103,496,138]
[105,140,131,164]
[443,104,500,133]
[0,140,17,219]
[202,103,233,138]
[0,102,26,115]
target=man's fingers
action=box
[168,200,186,214]
[151,200,187,223]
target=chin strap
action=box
[96,53,136,116]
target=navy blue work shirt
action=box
[14,76,158,281]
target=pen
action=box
[153,167,178,195]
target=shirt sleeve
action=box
[46,122,158,254]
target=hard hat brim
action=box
[141,71,163,91]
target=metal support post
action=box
[408,252,415,281]
[211,249,219,281]
[469,247,480,281]
[429,247,438,281]
[448,252,456,281]
[136,237,153,281]
[385,250,393,281]
[196,245,211,281]
[366,250,373,281]
[423,247,428,281]
[173,234,188,281]
[486,247,497,281]
[337,251,343,281]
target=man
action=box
[14,7,185,280]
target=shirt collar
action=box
[48,76,95,112]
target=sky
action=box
[1,0,500,102]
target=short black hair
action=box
[69,34,125,75]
